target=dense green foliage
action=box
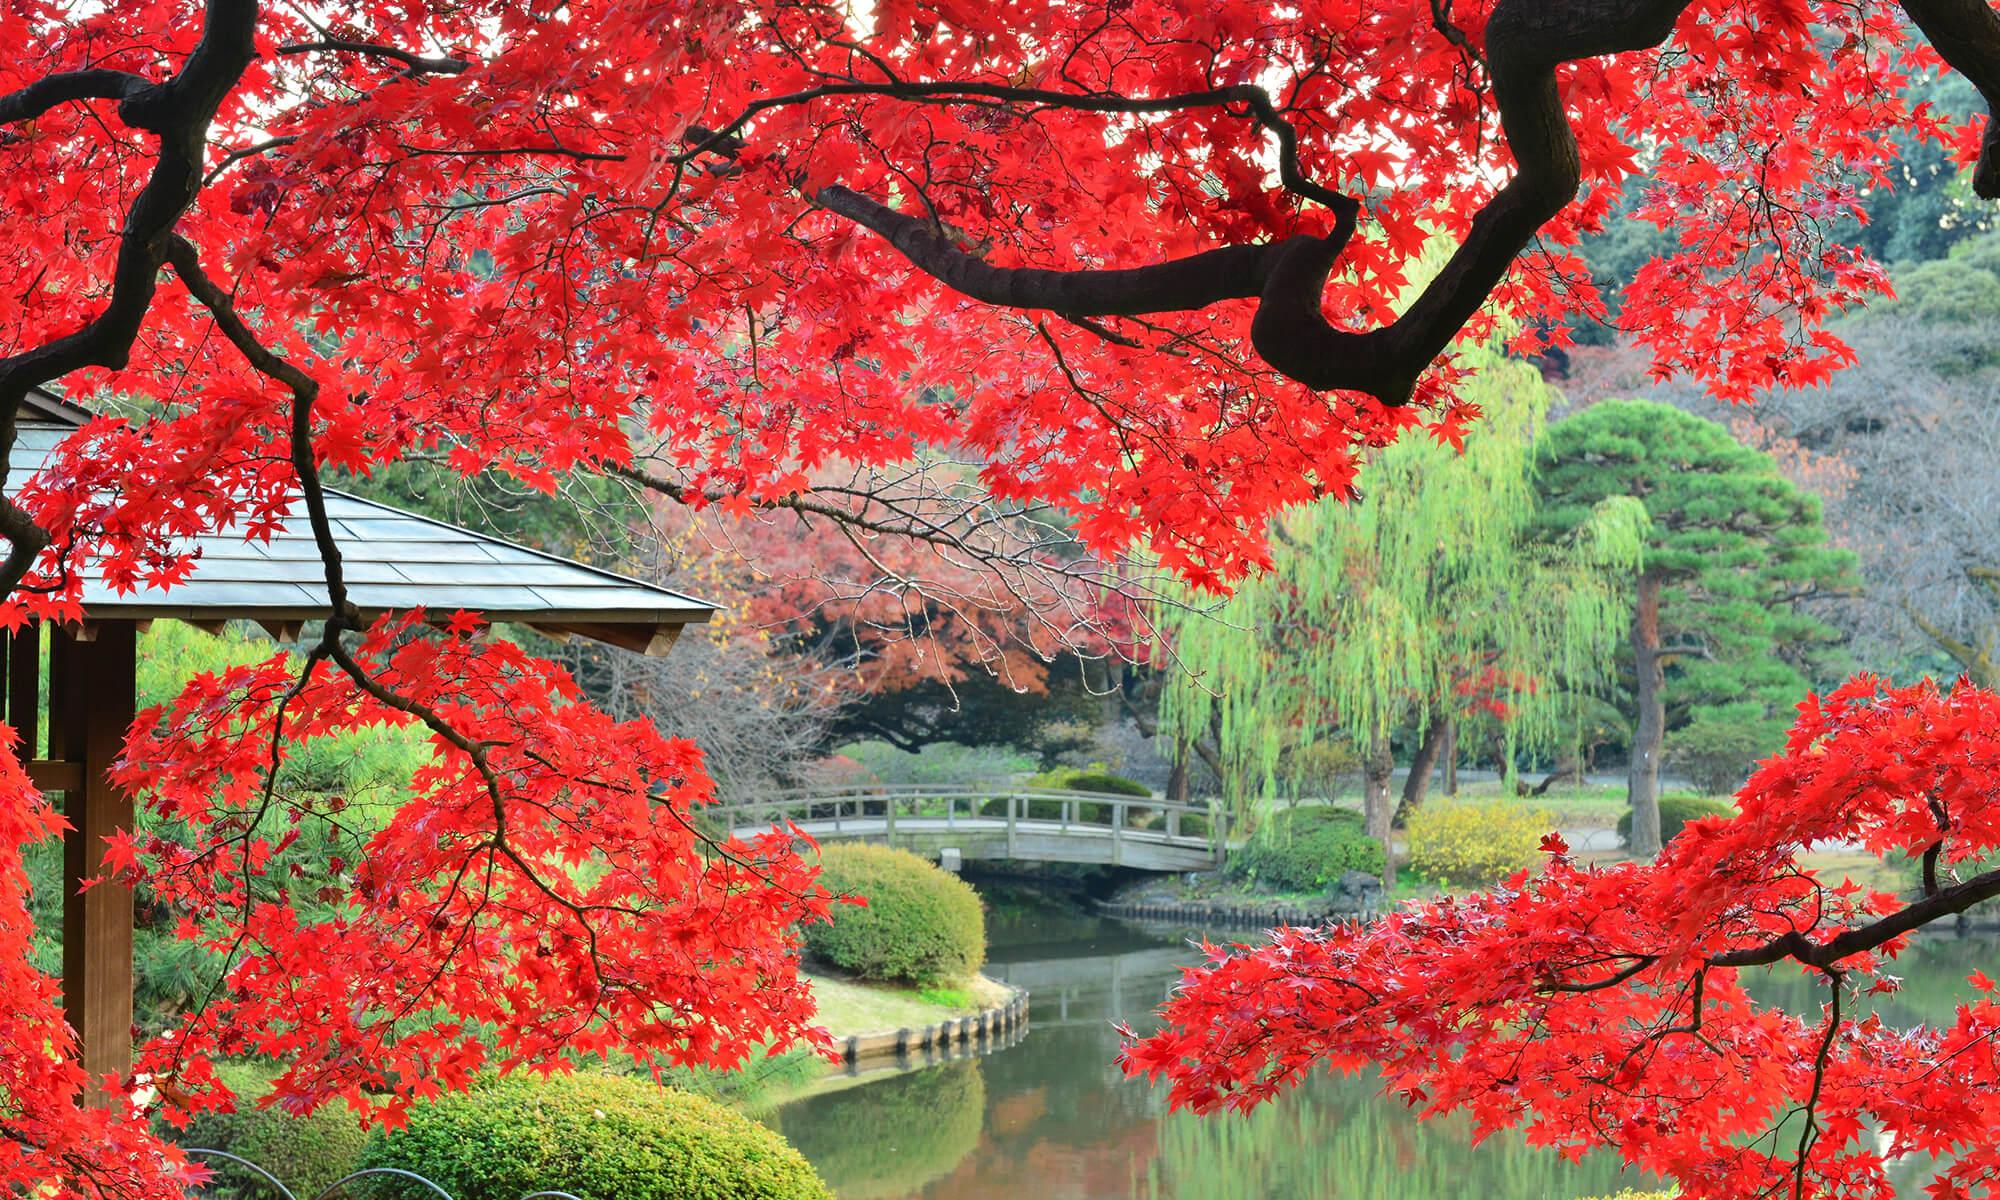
[362,1073,833,1200]
[1536,401,1851,751]
[1027,765,1152,796]
[772,1059,985,1200]
[1666,712,1773,796]
[173,1062,372,1200]
[805,844,986,985]
[1616,795,1735,848]
[1226,807,1384,892]
[1406,799,1552,887]
[1163,346,1641,825]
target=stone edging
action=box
[839,986,1030,1065]
[1095,898,1365,928]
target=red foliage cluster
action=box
[1128,676,2000,1199]
[0,0,1991,1194]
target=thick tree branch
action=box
[1711,863,2000,970]
[0,0,258,603]
[1897,0,2000,198]
[796,0,1698,403]
[0,68,149,125]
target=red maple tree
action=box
[6,0,2000,1195]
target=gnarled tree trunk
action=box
[1393,720,1450,827]
[1628,571,1666,859]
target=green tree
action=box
[1534,400,1853,857]
[1162,349,1641,881]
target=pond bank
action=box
[803,970,1027,1064]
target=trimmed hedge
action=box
[1617,794,1735,848]
[361,1072,832,1200]
[805,844,986,985]
[1026,766,1153,797]
[1406,798,1551,887]
[1227,807,1383,892]
[174,1061,371,1200]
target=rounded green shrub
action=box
[1026,765,1153,797]
[805,843,985,985]
[774,1058,985,1200]
[1226,807,1383,892]
[1617,794,1735,847]
[1406,798,1551,887]
[361,1072,832,1200]
[173,1061,372,1200]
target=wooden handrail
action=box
[706,785,1228,854]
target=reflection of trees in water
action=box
[1145,1074,1647,1200]
[776,1059,986,1200]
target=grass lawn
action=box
[805,972,1013,1038]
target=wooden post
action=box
[57,621,138,1102]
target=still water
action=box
[766,890,2000,1200]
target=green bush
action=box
[1026,765,1153,797]
[173,1061,371,1200]
[1226,807,1383,892]
[1667,709,1779,797]
[805,844,986,985]
[979,795,1108,822]
[1617,794,1735,847]
[773,1058,984,1200]
[362,1073,832,1200]
[1406,798,1551,887]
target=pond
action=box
[765,888,2000,1200]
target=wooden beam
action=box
[532,621,683,657]
[256,619,304,643]
[25,759,83,793]
[58,621,137,1104]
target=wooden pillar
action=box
[56,621,138,1100]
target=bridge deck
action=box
[717,787,1225,872]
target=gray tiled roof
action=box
[11,397,712,644]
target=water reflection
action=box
[771,892,1656,1199]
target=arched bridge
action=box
[711,785,1227,872]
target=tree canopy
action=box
[1534,400,1852,854]
[7,0,2000,1196]
[1159,347,1640,854]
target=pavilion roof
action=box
[11,390,711,654]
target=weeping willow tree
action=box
[1158,347,1644,876]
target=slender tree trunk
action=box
[1441,718,1458,796]
[1166,740,1190,805]
[1363,735,1396,887]
[1628,571,1666,859]
[1393,721,1450,827]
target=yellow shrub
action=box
[1405,797,1553,887]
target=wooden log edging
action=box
[1094,898,1368,929]
[839,986,1030,1066]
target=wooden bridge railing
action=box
[707,784,1228,859]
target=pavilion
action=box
[10,389,715,1095]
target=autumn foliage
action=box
[5,0,2000,1196]
[1128,676,2000,1199]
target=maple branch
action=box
[275,40,471,76]
[1711,863,2000,971]
[0,68,149,125]
[793,0,1699,402]
[0,0,258,603]
[1897,0,2000,198]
